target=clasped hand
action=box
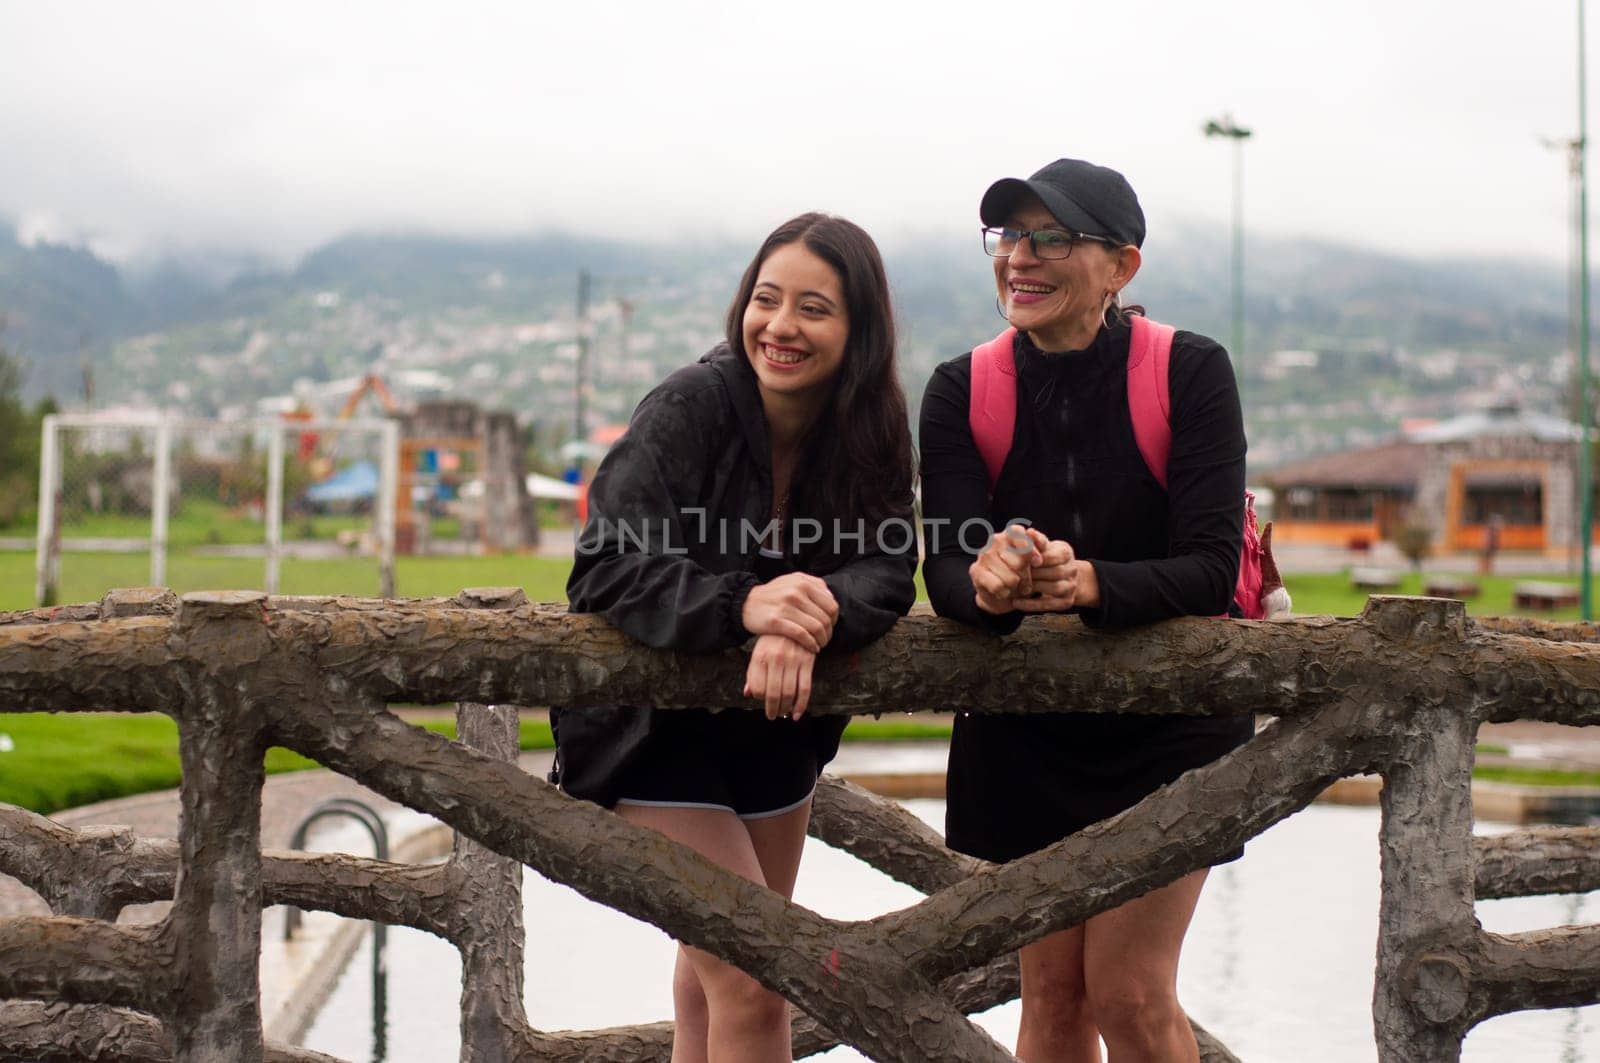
[970,526,1093,615]
[741,573,838,720]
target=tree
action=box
[0,320,50,528]
[1393,521,1434,573]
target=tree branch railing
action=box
[0,587,1597,1061]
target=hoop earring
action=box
[995,295,1011,323]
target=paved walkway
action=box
[1477,720,1600,771]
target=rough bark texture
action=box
[810,775,984,893]
[1472,615,1600,642]
[515,992,1251,1063]
[0,918,161,1009]
[0,1001,176,1063]
[7,598,1600,726]
[1,784,1241,1063]
[1376,708,1479,1061]
[879,697,1392,985]
[3,591,1599,1061]
[163,593,272,1063]
[1372,600,1479,1062]
[453,700,529,1062]
[807,777,1242,1062]
[0,808,176,921]
[1468,925,1600,1022]
[1474,827,1600,900]
[0,1001,347,1063]
[260,686,1018,1062]
[0,802,461,938]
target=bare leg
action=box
[670,947,710,1063]
[617,802,805,1063]
[1016,924,1100,1063]
[1083,869,1209,1063]
[661,800,811,1063]
[742,798,811,898]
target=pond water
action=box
[301,802,1600,1061]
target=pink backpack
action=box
[968,317,1284,620]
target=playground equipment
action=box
[287,375,538,555]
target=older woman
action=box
[919,159,1253,1062]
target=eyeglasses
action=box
[982,226,1118,260]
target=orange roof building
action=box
[1261,404,1589,555]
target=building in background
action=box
[1263,403,1589,556]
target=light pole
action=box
[1204,114,1253,410]
[573,267,591,481]
[1544,133,1588,582]
[1579,0,1595,619]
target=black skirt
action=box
[945,709,1255,865]
[552,547,848,812]
[552,704,846,813]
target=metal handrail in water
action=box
[284,796,389,1062]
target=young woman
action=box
[920,159,1253,1062]
[554,213,917,1063]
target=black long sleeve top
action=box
[919,319,1245,633]
[568,343,917,656]
[555,345,918,806]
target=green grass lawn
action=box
[0,550,573,612]
[41,498,375,548]
[1283,570,1588,622]
[0,712,557,815]
[6,495,576,550]
[0,711,953,814]
[6,548,1590,621]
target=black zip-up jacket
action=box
[554,343,918,804]
[920,320,1245,632]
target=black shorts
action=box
[611,708,845,820]
[945,709,1255,864]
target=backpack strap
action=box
[968,328,1018,489]
[1126,315,1176,489]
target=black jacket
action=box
[919,320,1246,632]
[554,344,918,804]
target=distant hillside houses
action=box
[1262,403,1589,556]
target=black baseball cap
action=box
[979,158,1146,248]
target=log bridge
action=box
[1,588,1600,1061]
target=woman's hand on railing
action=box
[1013,533,1093,612]
[970,526,1041,614]
[741,573,839,653]
[743,633,818,720]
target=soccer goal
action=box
[34,414,399,606]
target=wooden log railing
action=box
[0,588,1598,1061]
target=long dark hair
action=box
[724,213,915,530]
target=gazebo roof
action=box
[1404,404,1582,444]
[1264,403,1581,492]
[1262,441,1429,490]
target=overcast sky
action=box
[0,1,1590,266]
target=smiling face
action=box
[741,240,850,414]
[994,193,1137,352]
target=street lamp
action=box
[573,267,591,484]
[1579,0,1594,619]
[1542,134,1589,587]
[1204,113,1253,411]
